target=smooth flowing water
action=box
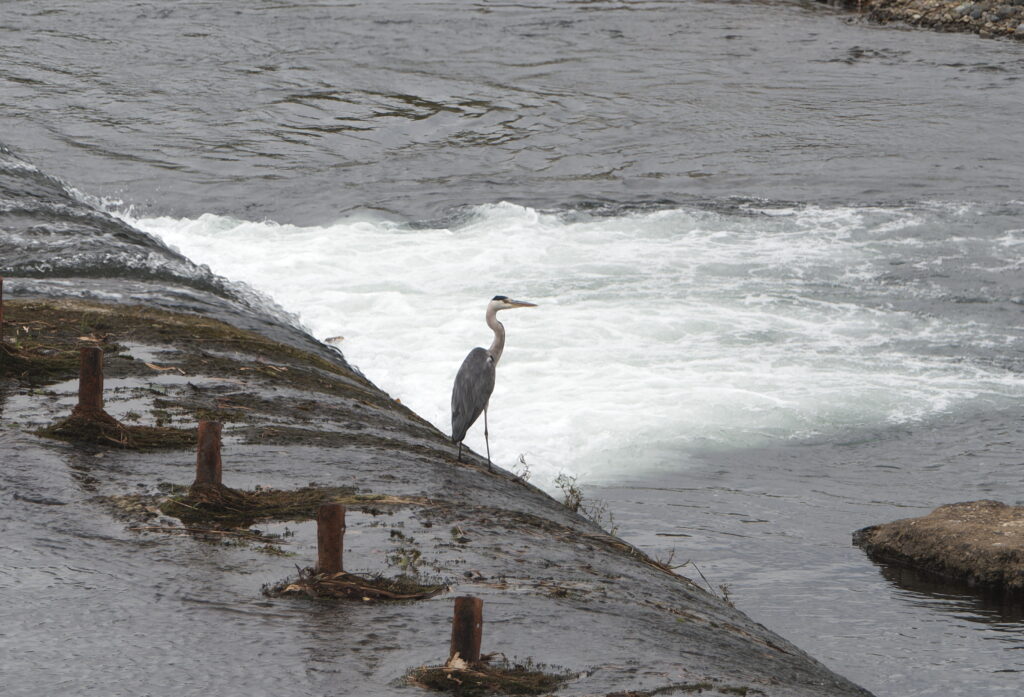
[3,1,1024,695]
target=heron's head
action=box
[490,295,537,311]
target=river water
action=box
[2,1,1024,695]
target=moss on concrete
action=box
[240,424,459,459]
[3,299,443,454]
[1,298,380,398]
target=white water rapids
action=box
[123,201,1024,488]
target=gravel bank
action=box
[837,0,1024,39]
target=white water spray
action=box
[122,202,1024,486]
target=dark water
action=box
[3,1,1024,696]
[2,0,1024,224]
[596,409,1024,696]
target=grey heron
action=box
[451,295,537,470]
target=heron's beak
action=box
[508,299,538,308]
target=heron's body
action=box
[451,295,536,469]
[451,347,495,445]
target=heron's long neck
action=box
[486,306,505,365]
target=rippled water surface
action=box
[3,0,1024,222]
[3,1,1024,696]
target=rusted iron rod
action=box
[316,503,346,574]
[194,420,223,486]
[449,596,484,664]
[77,346,104,412]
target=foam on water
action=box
[122,202,1024,486]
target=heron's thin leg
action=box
[457,442,462,462]
[484,408,492,472]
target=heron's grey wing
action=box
[451,347,495,443]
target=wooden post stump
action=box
[449,596,483,664]
[45,345,132,448]
[194,421,223,486]
[316,503,346,574]
[76,346,104,413]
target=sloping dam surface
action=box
[0,151,872,697]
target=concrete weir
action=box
[0,278,873,697]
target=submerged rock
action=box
[854,500,1024,594]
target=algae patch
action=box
[1,298,379,400]
[1,341,80,386]
[0,302,126,386]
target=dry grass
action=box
[409,655,572,696]
[36,405,196,450]
[0,341,79,385]
[159,482,360,527]
[265,566,446,602]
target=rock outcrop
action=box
[854,500,1024,594]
